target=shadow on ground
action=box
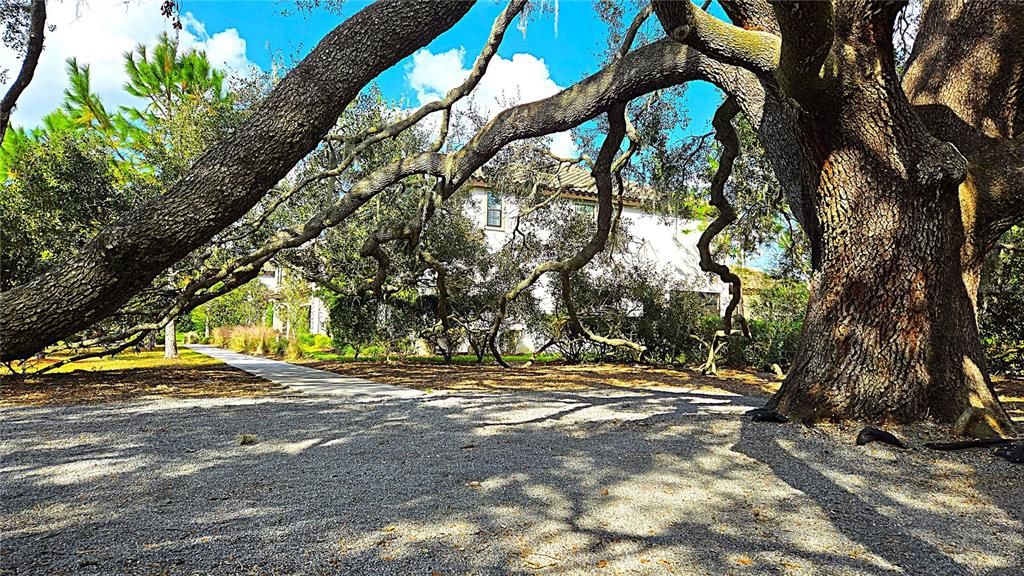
[1,383,1021,575]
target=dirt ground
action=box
[305,360,778,395]
[3,351,1021,424]
[307,360,1024,423]
[993,377,1024,422]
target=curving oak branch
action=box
[653,0,780,75]
[486,105,630,366]
[698,96,749,339]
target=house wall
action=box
[258,266,330,336]
[464,186,728,353]
[467,186,727,306]
[309,296,329,336]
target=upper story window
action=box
[574,200,596,218]
[486,191,503,228]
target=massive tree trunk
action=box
[769,0,1019,434]
[0,0,473,362]
[768,129,1010,430]
[656,0,1021,433]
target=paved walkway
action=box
[186,344,422,401]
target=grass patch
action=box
[1,349,277,406]
[2,348,219,375]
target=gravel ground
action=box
[1,385,1021,576]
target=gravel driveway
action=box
[2,386,1021,575]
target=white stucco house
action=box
[466,165,729,309]
[260,165,729,348]
[256,265,331,336]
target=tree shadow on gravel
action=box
[733,420,1023,576]
[1,388,1021,575]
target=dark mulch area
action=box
[304,360,780,397]
[0,364,278,407]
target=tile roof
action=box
[470,164,660,204]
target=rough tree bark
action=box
[164,317,178,359]
[657,0,1021,434]
[0,0,474,362]
[768,1,1018,435]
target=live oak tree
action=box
[647,0,1021,434]
[1,0,1021,436]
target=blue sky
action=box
[186,0,723,124]
[1,0,725,148]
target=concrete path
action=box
[186,344,422,401]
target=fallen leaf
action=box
[737,556,753,566]
[596,559,609,568]
[600,488,610,497]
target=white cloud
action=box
[405,47,578,157]
[0,2,255,130]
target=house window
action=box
[574,201,596,218]
[486,192,503,228]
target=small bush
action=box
[211,326,231,347]
[212,325,284,356]
[266,336,286,356]
[285,338,307,360]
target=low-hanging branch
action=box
[485,104,629,367]
[559,270,647,358]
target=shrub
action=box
[980,227,1024,375]
[313,334,333,350]
[693,280,810,372]
[211,326,231,347]
[328,293,380,359]
[285,338,307,360]
[211,325,283,356]
[266,335,286,356]
[546,260,709,364]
